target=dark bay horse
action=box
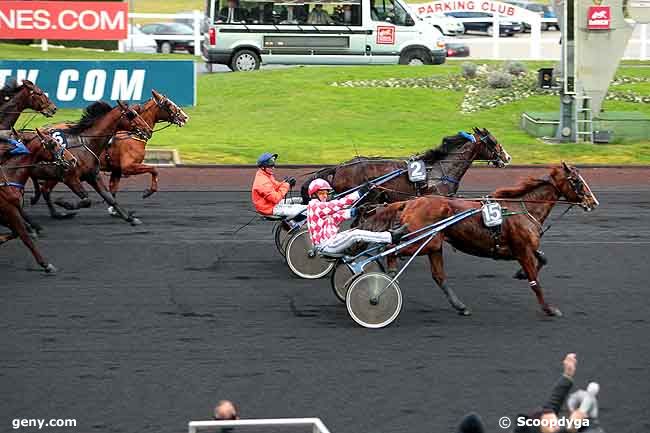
[0,129,76,273]
[358,163,599,317]
[101,89,189,205]
[300,128,511,204]
[29,101,152,225]
[0,80,57,129]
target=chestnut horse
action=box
[358,163,599,317]
[0,80,57,129]
[0,129,76,273]
[29,101,152,225]
[101,90,189,205]
[300,128,511,204]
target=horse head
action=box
[34,128,77,169]
[550,162,599,211]
[21,80,57,117]
[472,127,511,168]
[152,89,189,127]
[116,100,153,140]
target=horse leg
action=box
[428,251,471,316]
[386,255,399,277]
[19,207,43,237]
[30,176,42,205]
[121,163,159,199]
[518,250,561,317]
[3,204,56,273]
[38,179,79,219]
[86,175,142,226]
[513,249,548,280]
[107,170,122,217]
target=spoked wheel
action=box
[331,256,385,303]
[273,222,290,256]
[346,272,402,329]
[285,229,335,279]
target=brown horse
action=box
[358,163,599,317]
[0,128,76,273]
[29,101,153,225]
[0,80,57,129]
[101,90,189,205]
[300,128,511,204]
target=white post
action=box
[193,9,202,56]
[641,24,648,61]
[41,39,48,51]
[530,19,541,60]
[492,15,500,59]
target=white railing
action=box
[188,418,331,433]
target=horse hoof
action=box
[130,217,143,226]
[107,206,120,217]
[44,264,58,274]
[544,306,562,317]
[52,211,77,220]
[457,308,472,316]
[142,189,155,199]
[30,196,41,206]
[513,269,527,280]
[54,200,75,211]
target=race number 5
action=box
[51,130,68,147]
[482,202,503,227]
[408,160,426,183]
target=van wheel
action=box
[399,48,432,66]
[230,49,260,72]
[486,25,494,36]
[160,41,173,54]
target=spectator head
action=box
[456,412,485,433]
[227,0,237,8]
[213,400,239,420]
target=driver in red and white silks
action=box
[306,178,406,255]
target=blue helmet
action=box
[257,152,278,167]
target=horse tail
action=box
[300,166,337,204]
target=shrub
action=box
[504,61,528,76]
[461,62,478,79]
[487,71,513,88]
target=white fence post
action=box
[530,19,541,60]
[492,14,499,59]
[193,9,202,57]
[641,24,648,61]
[41,39,48,51]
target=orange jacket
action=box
[251,168,290,215]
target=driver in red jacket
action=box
[251,152,305,217]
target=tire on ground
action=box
[398,48,433,66]
[229,49,261,72]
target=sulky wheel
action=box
[285,228,335,279]
[273,222,290,256]
[331,256,385,303]
[346,272,402,329]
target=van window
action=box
[210,0,362,25]
[370,0,414,26]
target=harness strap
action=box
[0,181,25,189]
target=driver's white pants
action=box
[273,199,306,218]
[320,229,392,255]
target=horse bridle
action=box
[153,94,186,126]
[472,130,506,167]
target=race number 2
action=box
[407,160,426,183]
[482,202,503,227]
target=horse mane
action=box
[420,133,469,163]
[0,79,21,101]
[493,169,559,198]
[65,101,113,134]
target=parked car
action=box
[139,22,196,54]
[420,12,465,36]
[124,25,158,54]
[505,1,559,31]
[444,12,521,36]
[445,42,470,57]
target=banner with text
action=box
[0,60,196,108]
[0,1,128,40]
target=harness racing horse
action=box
[29,101,153,225]
[358,163,599,317]
[0,128,76,273]
[101,90,189,212]
[300,128,511,204]
[0,80,57,129]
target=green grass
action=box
[19,61,650,165]
[0,42,195,61]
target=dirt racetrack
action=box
[1,166,649,433]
